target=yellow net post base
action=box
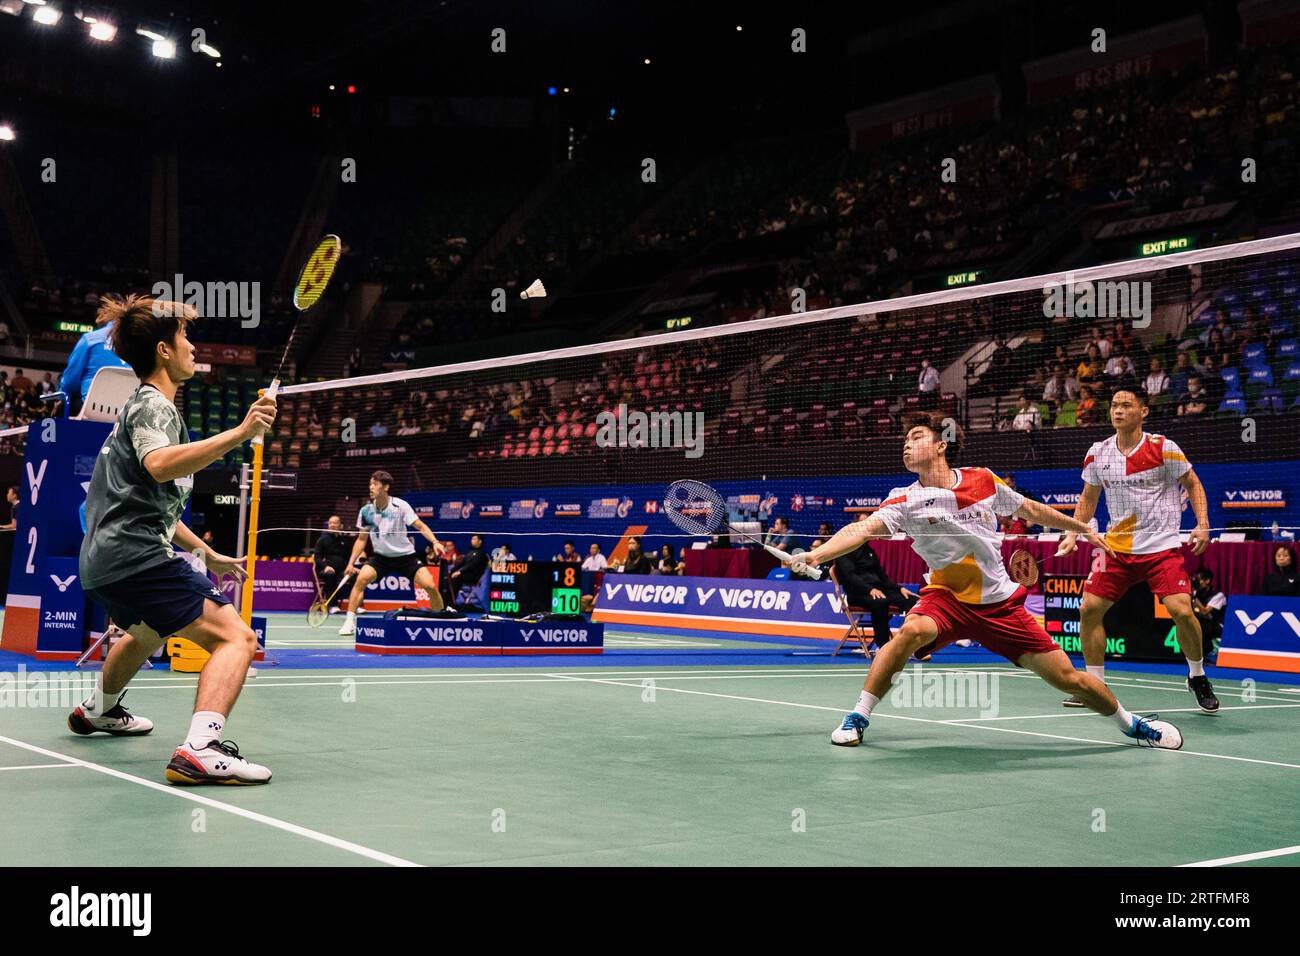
[166,638,210,673]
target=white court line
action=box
[0,734,421,867]
[543,674,1300,771]
[1179,844,1300,867]
[0,762,78,772]
[948,703,1300,722]
[43,670,1041,693]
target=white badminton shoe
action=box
[165,739,272,785]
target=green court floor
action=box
[2,661,1298,866]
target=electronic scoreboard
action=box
[487,561,584,617]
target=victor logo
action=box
[50,574,76,593]
[403,626,484,642]
[1234,609,1300,637]
[49,886,151,936]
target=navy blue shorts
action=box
[87,557,231,638]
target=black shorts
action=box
[87,557,231,638]
[366,552,425,581]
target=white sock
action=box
[187,711,226,749]
[1086,664,1105,681]
[853,691,880,718]
[1187,658,1205,678]
[346,610,356,622]
[1111,703,1134,731]
[82,673,123,718]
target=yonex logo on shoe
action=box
[49,886,152,936]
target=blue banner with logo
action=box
[593,574,845,639]
[403,461,1300,567]
[1217,595,1300,673]
[353,617,604,655]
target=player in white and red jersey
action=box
[1057,386,1219,713]
[795,412,1184,751]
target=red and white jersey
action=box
[1082,432,1191,555]
[874,468,1025,605]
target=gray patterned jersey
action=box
[80,384,194,589]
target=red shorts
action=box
[907,585,1059,665]
[1083,548,1191,602]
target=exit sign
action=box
[666,316,693,330]
[214,495,239,505]
[54,321,93,334]
[1140,236,1193,257]
[945,271,982,287]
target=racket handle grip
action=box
[765,544,823,579]
[249,379,280,447]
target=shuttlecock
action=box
[520,278,547,299]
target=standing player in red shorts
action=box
[794,413,1184,751]
[1056,386,1219,712]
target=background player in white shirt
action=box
[1057,386,1219,713]
[795,413,1183,751]
[338,470,445,635]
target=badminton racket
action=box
[251,233,343,446]
[1006,544,1076,588]
[663,479,822,580]
[308,572,354,628]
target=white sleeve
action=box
[989,472,1026,517]
[356,508,368,531]
[400,499,419,526]
[1161,438,1192,480]
[1207,591,1227,611]
[873,489,909,535]
[1081,444,1103,486]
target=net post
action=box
[240,402,267,627]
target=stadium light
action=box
[151,37,175,58]
[33,5,60,25]
[197,42,220,58]
[0,125,15,142]
[88,21,116,41]
[1,1,25,17]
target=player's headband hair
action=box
[901,411,964,464]
[100,294,198,378]
[1111,385,1150,407]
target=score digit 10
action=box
[551,565,582,615]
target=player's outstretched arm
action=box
[410,518,443,556]
[143,395,276,484]
[1057,483,1101,554]
[172,521,245,579]
[1180,469,1211,554]
[801,516,890,569]
[347,530,370,569]
[1016,497,1112,554]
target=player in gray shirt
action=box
[68,295,278,785]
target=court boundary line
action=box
[30,667,1298,704]
[0,733,423,867]
[543,674,1300,771]
[947,703,1300,721]
[1179,844,1300,867]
